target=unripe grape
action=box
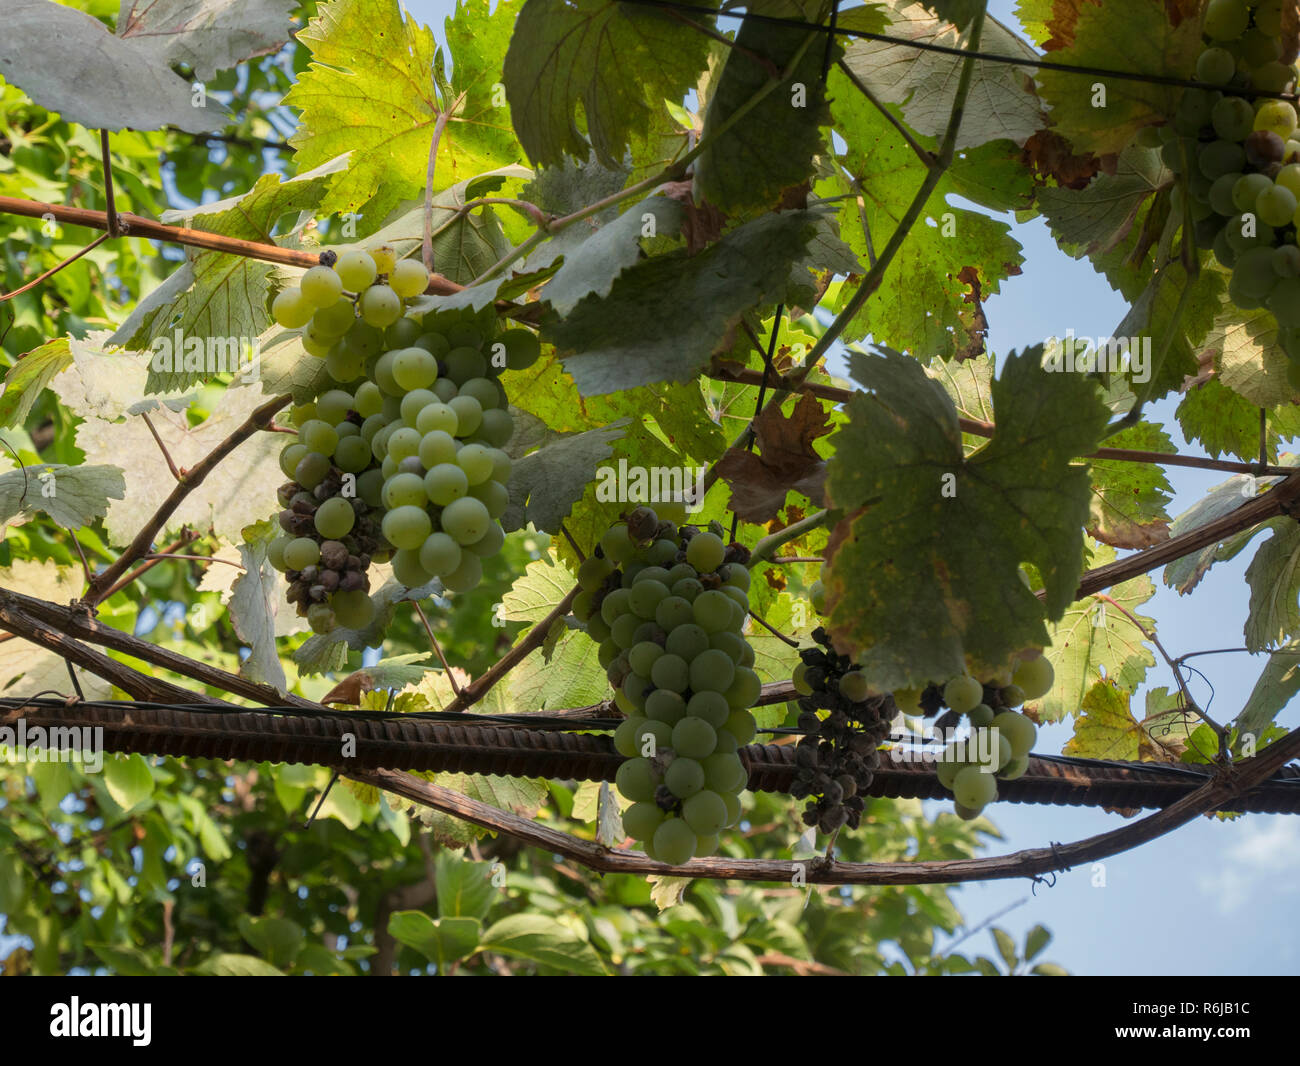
[300,265,344,307]
[272,287,313,329]
[335,249,378,291]
[390,258,430,298]
[360,285,402,327]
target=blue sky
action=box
[395,0,1300,973]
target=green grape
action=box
[290,402,317,426]
[1234,245,1282,300]
[720,790,742,827]
[692,590,734,633]
[469,479,510,519]
[600,587,632,625]
[1232,172,1272,212]
[992,710,1036,758]
[465,523,504,558]
[456,443,495,486]
[293,451,331,490]
[685,531,725,572]
[629,640,664,677]
[1277,163,1300,198]
[664,622,709,661]
[371,350,401,396]
[300,264,344,307]
[424,463,469,506]
[952,765,997,809]
[333,435,372,474]
[368,244,397,275]
[418,429,459,469]
[445,346,487,383]
[385,426,422,462]
[702,752,746,794]
[441,551,483,593]
[389,548,431,589]
[332,589,376,630]
[1256,100,1299,139]
[645,688,687,725]
[632,566,671,586]
[1258,183,1298,227]
[267,535,291,572]
[664,756,704,799]
[382,505,433,550]
[714,731,739,755]
[628,580,667,620]
[385,316,423,349]
[1212,96,1256,141]
[381,472,425,510]
[1267,278,1300,327]
[1011,655,1054,700]
[301,330,334,358]
[793,662,814,695]
[325,345,365,383]
[487,448,512,484]
[306,603,336,634]
[688,649,734,694]
[284,537,320,570]
[457,377,500,410]
[447,396,483,437]
[279,442,308,479]
[1199,139,1246,178]
[494,329,540,371]
[313,297,358,338]
[390,258,429,298]
[1253,61,1297,94]
[477,408,515,449]
[999,755,1030,781]
[1203,0,1249,40]
[892,686,922,715]
[1000,684,1026,708]
[614,717,648,758]
[1197,46,1237,85]
[414,332,451,358]
[652,819,697,865]
[645,538,678,566]
[398,388,437,427]
[392,347,439,391]
[578,555,613,591]
[335,249,378,291]
[935,750,965,790]
[682,790,727,837]
[359,285,402,328]
[724,667,761,710]
[686,691,730,729]
[1208,172,1242,216]
[312,390,350,424]
[446,322,483,349]
[601,524,635,563]
[710,631,747,664]
[623,801,665,841]
[334,420,360,440]
[360,414,387,444]
[346,321,385,359]
[650,653,690,693]
[272,287,313,329]
[415,402,458,436]
[672,717,717,759]
[298,420,338,457]
[968,703,995,727]
[441,496,491,545]
[616,758,657,804]
[723,709,756,746]
[943,674,984,714]
[357,469,385,508]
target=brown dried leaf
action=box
[320,671,373,706]
[714,393,833,522]
[660,179,726,255]
[1020,129,1101,189]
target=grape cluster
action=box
[789,627,891,833]
[265,246,542,627]
[1150,0,1300,376]
[576,508,761,865]
[913,656,1053,820]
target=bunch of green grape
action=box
[575,507,761,865]
[266,245,542,618]
[266,388,387,634]
[926,655,1053,820]
[1145,0,1300,377]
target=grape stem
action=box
[750,509,831,566]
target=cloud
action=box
[1195,816,1300,915]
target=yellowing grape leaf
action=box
[823,347,1108,691]
[0,560,111,700]
[1086,421,1173,549]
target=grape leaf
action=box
[1235,639,1300,743]
[418,774,549,848]
[1244,522,1300,652]
[1034,0,1200,156]
[387,912,481,969]
[1177,377,1269,461]
[0,560,111,699]
[116,0,297,81]
[49,335,162,421]
[225,520,288,692]
[841,3,1044,151]
[0,463,126,533]
[501,420,630,533]
[1086,421,1173,549]
[925,352,995,455]
[502,0,712,168]
[694,16,830,213]
[521,155,632,272]
[478,913,609,975]
[1162,475,1282,595]
[828,71,1025,360]
[0,0,227,133]
[547,209,824,395]
[823,347,1109,690]
[119,159,346,392]
[712,392,831,522]
[1030,541,1156,723]
[1062,680,1141,760]
[1037,146,1167,256]
[0,339,71,429]
[1210,303,1292,408]
[286,0,519,220]
[73,384,283,547]
[543,195,684,315]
